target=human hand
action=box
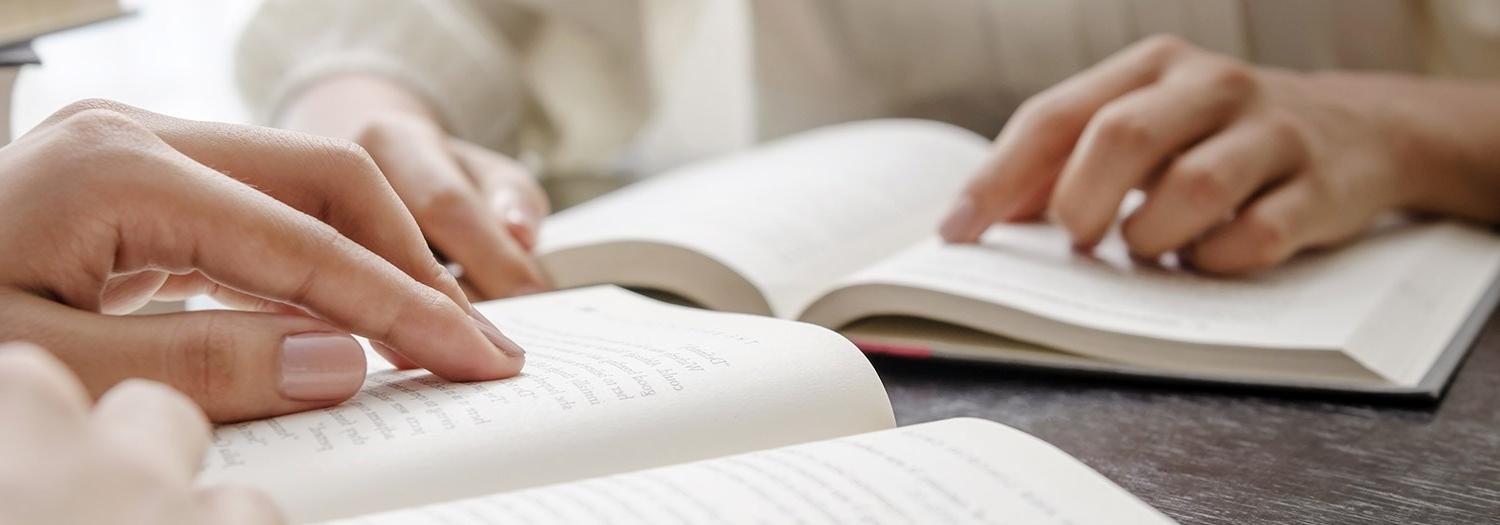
[940,35,1500,274]
[0,342,284,524]
[280,75,551,300]
[0,100,525,422]
[356,114,551,299]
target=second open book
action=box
[538,120,1500,397]
[201,287,1173,524]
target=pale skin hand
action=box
[280,75,550,300]
[0,100,526,422]
[941,35,1500,274]
[0,342,284,524]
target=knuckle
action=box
[1119,216,1163,257]
[1046,192,1093,236]
[1168,162,1232,209]
[1239,211,1291,263]
[166,313,241,405]
[53,98,134,121]
[388,289,459,343]
[355,113,437,149]
[324,137,379,172]
[1261,113,1306,156]
[420,258,462,291]
[46,110,167,176]
[57,107,151,143]
[416,185,480,232]
[309,137,385,184]
[1013,93,1086,131]
[1137,34,1191,65]
[1090,106,1154,149]
[1204,61,1255,96]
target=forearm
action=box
[1360,75,1500,224]
[277,74,442,141]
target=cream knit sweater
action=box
[237,0,1500,178]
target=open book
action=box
[538,120,1500,397]
[199,286,1172,524]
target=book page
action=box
[828,220,1484,351]
[197,287,894,522]
[327,418,1175,525]
[538,119,990,317]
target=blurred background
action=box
[10,0,262,135]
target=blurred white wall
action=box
[11,0,263,136]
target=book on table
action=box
[535,119,1500,398]
[201,286,1175,524]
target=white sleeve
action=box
[234,0,526,151]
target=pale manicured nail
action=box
[504,208,538,251]
[940,196,985,242]
[280,333,366,402]
[469,311,526,358]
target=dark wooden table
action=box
[875,314,1500,525]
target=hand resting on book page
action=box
[0,100,525,422]
[278,75,552,300]
[942,35,1500,274]
[0,342,285,525]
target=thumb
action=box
[14,296,366,422]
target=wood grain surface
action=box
[877,313,1500,525]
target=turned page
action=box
[198,287,894,523]
[817,220,1500,382]
[538,119,991,317]
[327,418,1175,525]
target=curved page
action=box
[199,287,893,522]
[328,418,1176,525]
[538,119,990,317]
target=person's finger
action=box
[1122,118,1304,258]
[1187,179,1331,274]
[10,293,367,422]
[450,138,549,252]
[36,99,478,335]
[0,341,90,439]
[100,271,170,315]
[153,272,310,317]
[360,118,549,299]
[371,341,420,370]
[91,379,210,479]
[195,486,288,525]
[941,35,1193,242]
[458,279,484,303]
[111,139,524,378]
[15,111,521,392]
[1049,57,1255,248]
[425,194,550,299]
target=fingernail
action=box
[940,196,986,242]
[280,333,366,402]
[469,311,526,358]
[504,208,538,251]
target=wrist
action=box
[278,74,441,142]
[1353,75,1500,223]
